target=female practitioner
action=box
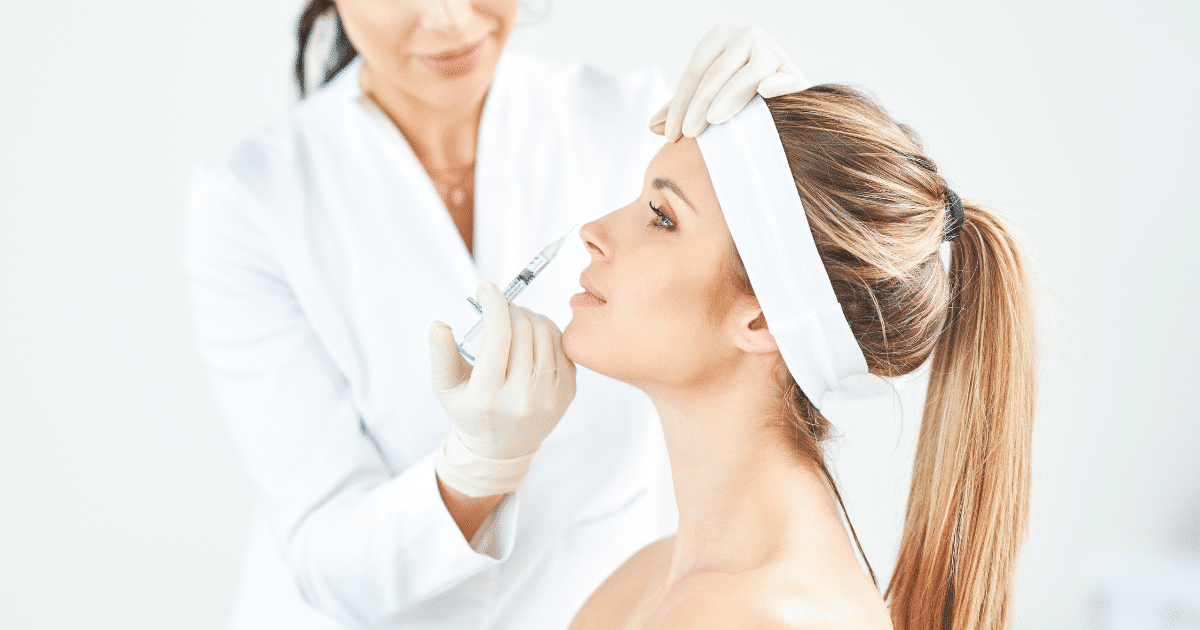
[185,0,805,626]
[564,87,1035,630]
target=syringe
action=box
[456,232,570,363]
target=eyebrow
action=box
[652,177,696,213]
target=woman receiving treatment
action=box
[564,88,1035,630]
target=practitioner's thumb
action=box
[648,100,670,135]
[429,321,470,392]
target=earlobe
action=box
[731,305,778,355]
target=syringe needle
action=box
[540,232,568,259]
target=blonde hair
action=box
[729,86,1036,630]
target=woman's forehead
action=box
[646,138,720,216]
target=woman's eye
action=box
[648,201,676,231]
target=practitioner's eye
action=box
[648,201,677,231]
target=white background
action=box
[1,0,1197,628]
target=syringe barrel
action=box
[502,254,551,301]
[502,271,535,301]
[455,246,559,364]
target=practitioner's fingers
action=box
[681,39,753,137]
[665,26,730,142]
[506,305,535,383]
[648,100,671,136]
[530,312,557,380]
[755,72,811,98]
[468,282,513,395]
[756,40,811,98]
[429,320,471,393]
[549,317,576,395]
[705,41,779,126]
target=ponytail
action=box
[295,0,358,98]
[756,87,1035,629]
[886,203,1036,630]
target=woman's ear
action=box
[729,299,778,355]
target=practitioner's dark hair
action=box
[727,86,1036,630]
[295,0,358,97]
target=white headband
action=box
[695,96,869,411]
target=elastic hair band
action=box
[944,189,964,241]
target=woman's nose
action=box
[579,215,612,261]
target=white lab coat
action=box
[185,52,677,629]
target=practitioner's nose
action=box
[420,0,472,34]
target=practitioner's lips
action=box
[414,39,485,78]
[571,272,607,307]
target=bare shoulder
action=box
[569,536,675,630]
[652,568,892,630]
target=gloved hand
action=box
[429,282,576,498]
[649,26,811,141]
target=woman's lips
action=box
[571,274,607,308]
[415,39,485,78]
[570,291,606,308]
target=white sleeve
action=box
[183,164,517,626]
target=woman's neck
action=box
[360,63,482,170]
[645,362,858,585]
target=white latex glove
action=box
[429,282,576,497]
[649,26,811,141]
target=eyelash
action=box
[648,201,677,231]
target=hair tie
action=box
[944,189,964,241]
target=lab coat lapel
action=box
[352,94,481,297]
[260,75,487,401]
[474,53,567,286]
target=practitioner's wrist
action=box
[434,429,538,498]
[435,470,506,544]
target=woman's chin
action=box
[562,321,612,377]
[561,321,586,365]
